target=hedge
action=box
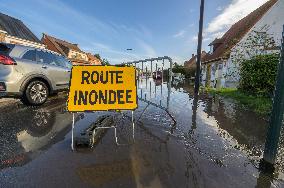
[239,54,280,96]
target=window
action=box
[55,55,72,68]
[37,51,57,66]
[22,50,36,61]
[210,45,214,54]
[0,44,14,55]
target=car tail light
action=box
[0,55,16,65]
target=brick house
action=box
[184,51,207,69]
[0,12,45,49]
[86,53,101,65]
[202,0,283,88]
[42,33,92,65]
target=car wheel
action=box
[24,80,49,105]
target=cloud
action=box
[82,43,141,61]
[82,39,158,64]
[206,0,269,39]
[216,6,224,11]
[173,30,186,38]
[29,0,156,64]
[90,42,111,50]
[136,39,157,57]
[192,35,198,42]
[203,38,212,42]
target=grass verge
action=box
[203,87,272,116]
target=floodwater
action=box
[0,79,283,188]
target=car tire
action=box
[23,80,49,105]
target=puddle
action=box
[0,80,283,187]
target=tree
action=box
[172,62,186,75]
[173,62,183,69]
[94,54,111,65]
[102,58,110,66]
[94,54,101,61]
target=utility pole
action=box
[263,26,284,166]
[194,0,205,94]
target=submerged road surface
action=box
[0,80,284,188]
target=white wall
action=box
[5,35,45,49]
[201,65,207,85]
[258,0,284,45]
[225,0,284,88]
[68,49,88,61]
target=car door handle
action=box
[42,65,48,69]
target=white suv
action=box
[0,43,72,105]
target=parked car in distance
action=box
[152,69,162,80]
[0,43,72,105]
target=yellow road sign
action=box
[67,66,137,112]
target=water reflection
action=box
[0,79,284,187]
[173,80,284,185]
[191,92,198,133]
[0,98,77,169]
[75,113,180,188]
[71,80,278,187]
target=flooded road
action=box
[0,80,284,188]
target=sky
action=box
[0,0,270,64]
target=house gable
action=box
[184,51,208,68]
[42,33,92,65]
[0,12,41,44]
[203,0,278,63]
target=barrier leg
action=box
[132,111,135,140]
[71,113,75,151]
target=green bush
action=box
[184,68,196,78]
[239,54,280,96]
[172,67,186,74]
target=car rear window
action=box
[0,43,14,55]
[22,50,36,61]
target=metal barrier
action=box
[123,56,176,129]
[71,56,177,150]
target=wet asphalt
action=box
[0,80,284,188]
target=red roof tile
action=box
[42,33,83,56]
[203,0,278,63]
[184,51,208,68]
